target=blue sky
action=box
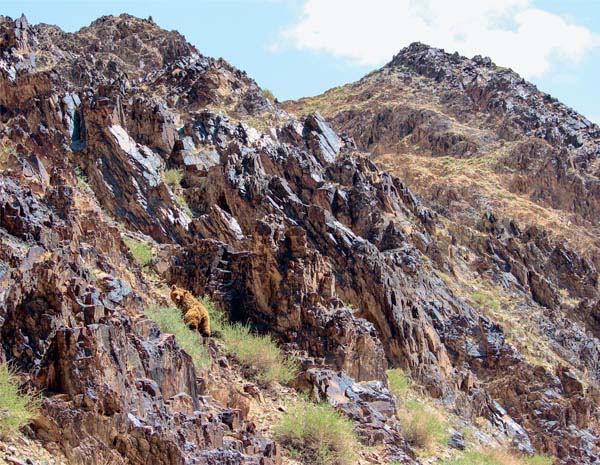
[3,1,599,123]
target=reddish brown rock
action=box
[1,13,599,465]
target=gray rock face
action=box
[305,368,416,463]
[303,112,343,164]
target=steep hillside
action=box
[286,42,600,463]
[0,14,598,465]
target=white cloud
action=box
[278,0,598,78]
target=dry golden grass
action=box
[439,272,561,372]
[399,399,450,454]
[145,305,212,370]
[290,76,600,261]
[208,303,298,385]
[558,288,580,307]
[376,139,600,260]
[163,168,184,187]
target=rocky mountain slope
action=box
[286,43,600,462]
[0,14,598,465]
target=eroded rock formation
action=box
[1,13,599,465]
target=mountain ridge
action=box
[386,41,600,147]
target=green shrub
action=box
[387,368,411,397]
[0,363,40,437]
[176,195,193,217]
[73,166,90,191]
[523,455,553,465]
[274,399,358,465]
[207,300,297,385]
[471,290,501,312]
[0,145,16,162]
[399,399,450,453]
[163,168,184,188]
[262,89,276,102]
[441,450,553,465]
[145,305,211,370]
[123,237,153,267]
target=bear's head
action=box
[170,284,187,306]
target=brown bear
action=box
[170,285,211,337]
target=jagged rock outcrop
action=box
[1,13,599,465]
[287,42,600,464]
[306,368,416,463]
[0,175,278,465]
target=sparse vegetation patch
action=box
[0,144,16,163]
[471,290,501,312]
[0,363,40,437]
[399,398,450,454]
[387,368,411,396]
[176,195,193,217]
[122,236,153,267]
[145,305,211,370]
[262,89,276,102]
[163,168,184,188]
[73,166,90,192]
[387,368,450,456]
[207,300,298,384]
[274,399,359,465]
[441,449,553,465]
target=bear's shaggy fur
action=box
[170,285,211,337]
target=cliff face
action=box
[0,14,599,465]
